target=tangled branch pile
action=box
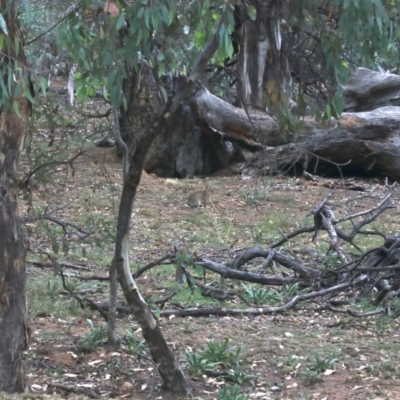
[160,190,400,319]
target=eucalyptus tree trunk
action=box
[0,1,30,392]
[237,0,291,111]
[112,6,233,393]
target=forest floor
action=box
[20,144,400,400]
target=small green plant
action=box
[203,338,242,368]
[374,315,395,336]
[307,352,338,373]
[230,369,250,385]
[80,320,107,352]
[217,384,247,400]
[251,228,264,244]
[281,283,310,302]
[282,354,301,372]
[368,360,399,379]
[241,284,282,306]
[322,252,343,269]
[183,338,245,376]
[301,367,322,386]
[45,278,60,300]
[300,352,338,386]
[122,330,147,356]
[183,349,221,376]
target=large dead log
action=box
[343,68,400,112]
[190,85,400,180]
[245,106,400,180]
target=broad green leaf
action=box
[116,13,125,30]
[168,8,175,25]
[0,13,8,35]
[24,84,35,103]
[137,7,144,19]
[331,94,343,115]
[40,77,47,98]
[144,8,150,29]
[247,5,257,21]
[12,100,21,118]
[78,47,86,60]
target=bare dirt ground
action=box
[22,146,400,400]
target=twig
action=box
[347,308,384,317]
[27,260,91,271]
[48,383,100,399]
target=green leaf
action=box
[168,8,175,25]
[144,8,150,29]
[137,7,145,19]
[247,5,257,21]
[110,85,122,107]
[324,104,331,121]
[24,84,35,103]
[78,47,86,60]
[116,13,125,30]
[0,13,8,35]
[14,37,20,55]
[331,95,343,116]
[12,100,21,118]
[40,77,47,97]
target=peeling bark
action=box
[236,0,291,110]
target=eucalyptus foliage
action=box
[58,0,235,107]
[1,0,400,113]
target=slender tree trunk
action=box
[0,2,30,391]
[0,122,28,390]
[112,6,233,392]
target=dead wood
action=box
[70,192,400,320]
[48,383,100,399]
[190,76,400,179]
[27,260,91,271]
[343,68,400,112]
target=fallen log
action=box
[190,83,400,180]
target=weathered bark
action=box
[244,106,400,179]
[0,114,29,392]
[190,84,400,180]
[236,0,291,110]
[0,2,30,391]
[343,68,400,112]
